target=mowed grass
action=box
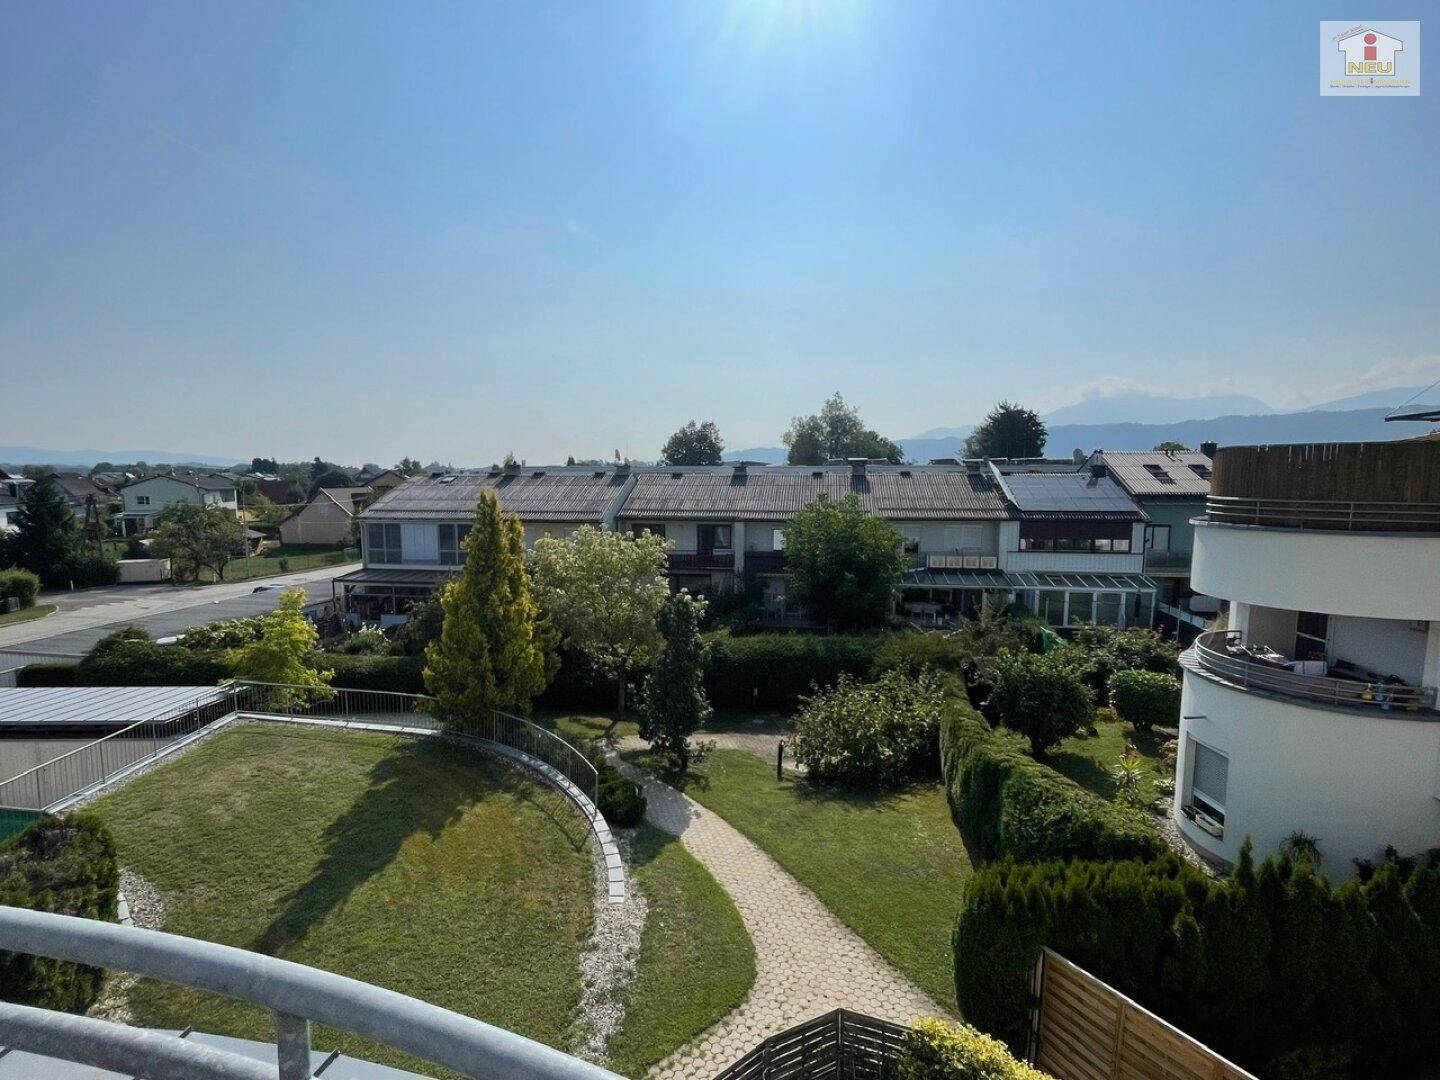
[0,603,56,628]
[629,747,972,1011]
[1048,716,1174,804]
[607,823,755,1077]
[89,725,593,1077]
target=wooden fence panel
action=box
[1030,950,1257,1080]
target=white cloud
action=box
[1285,354,1440,409]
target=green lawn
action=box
[0,603,55,628]
[1047,716,1174,804]
[607,823,755,1077]
[195,547,356,584]
[89,725,594,1077]
[629,746,972,1011]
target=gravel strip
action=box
[89,867,166,1024]
[1154,797,1225,878]
[572,827,648,1065]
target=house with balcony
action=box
[337,464,635,621]
[1175,440,1440,877]
[1091,447,1214,607]
[117,473,239,535]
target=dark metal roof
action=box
[617,465,1009,522]
[332,568,456,586]
[994,469,1145,520]
[0,687,225,730]
[1011,571,1160,592]
[900,568,1019,590]
[1099,451,1212,497]
[361,468,631,523]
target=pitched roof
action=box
[617,465,1010,522]
[360,467,632,522]
[121,473,236,494]
[1098,451,1213,497]
[50,472,119,504]
[993,468,1146,520]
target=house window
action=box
[1295,611,1329,662]
[438,523,463,565]
[631,523,666,540]
[366,523,402,563]
[1189,740,1229,826]
[773,529,786,550]
[1145,524,1172,552]
[1038,591,1066,625]
[1067,592,1094,625]
[136,495,150,506]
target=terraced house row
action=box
[332,455,1212,630]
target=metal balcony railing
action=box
[667,550,735,571]
[1142,548,1191,572]
[1205,495,1440,532]
[0,906,622,1080]
[1188,631,1438,713]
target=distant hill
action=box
[731,406,1428,466]
[1044,391,1274,426]
[0,445,245,469]
[1289,386,1432,414]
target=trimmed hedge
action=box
[0,814,120,1013]
[0,567,41,608]
[939,699,1163,864]
[953,848,1440,1077]
[325,653,428,694]
[896,1017,1048,1080]
[704,632,881,709]
[15,663,77,687]
[74,631,234,687]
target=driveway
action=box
[0,565,353,655]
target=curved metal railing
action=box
[1188,631,1437,713]
[1205,495,1440,532]
[228,681,600,813]
[0,905,622,1080]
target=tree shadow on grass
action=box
[253,735,584,957]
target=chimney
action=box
[731,462,747,477]
[850,459,867,478]
[1200,441,1218,458]
[615,461,632,476]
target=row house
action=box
[343,459,1161,630]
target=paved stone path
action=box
[613,760,948,1079]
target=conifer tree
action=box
[10,475,79,585]
[638,590,711,772]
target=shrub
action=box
[15,663,77,687]
[1108,669,1181,732]
[939,700,1162,864]
[0,814,120,1013]
[985,650,1094,757]
[75,629,234,686]
[176,615,266,651]
[332,624,392,655]
[1048,624,1178,698]
[536,642,625,710]
[597,768,647,827]
[871,631,972,683]
[896,1017,1049,1080]
[791,670,946,787]
[325,653,427,694]
[704,632,878,709]
[64,552,119,588]
[0,567,41,608]
[952,847,1440,1077]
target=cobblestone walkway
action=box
[612,760,948,1079]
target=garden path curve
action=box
[611,759,948,1079]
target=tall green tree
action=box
[660,420,725,466]
[638,591,712,772]
[149,503,246,582]
[424,491,556,724]
[963,401,1048,459]
[529,525,670,716]
[784,493,906,630]
[232,589,334,708]
[9,475,79,584]
[783,393,903,465]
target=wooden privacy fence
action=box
[1029,949,1257,1080]
[712,1009,907,1080]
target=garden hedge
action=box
[0,814,120,1013]
[895,1018,1048,1080]
[953,848,1440,1077]
[74,636,234,687]
[0,568,41,608]
[704,632,881,709]
[325,653,428,694]
[939,699,1163,864]
[14,663,77,687]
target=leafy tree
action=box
[308,469,353,495]
[791,669,946,787]
[396,457,424,475]
[660,420,725,466]
[424,491,556,724]
[986,649,1095,756]
[502,451,522,468]
[1153,441,1192,452]
[148,503,246,582]
[529,524,669,716]
[242,490,289,529]
[783,494,906,630]
[963,400,1048,459]
[638,591,712,771]
[9,475,79,584]
[232,589,334,707]
[250,457,279,474]
[783,393,903,465]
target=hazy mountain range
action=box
[729,387,1438,465]
[0,446,245,469]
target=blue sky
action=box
[1,2,1436,465]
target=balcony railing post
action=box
[274,1011,312,1079]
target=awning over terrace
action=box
[900,568,1019,590]
[0,687,226,730]
[332,567,456,620]
[1010,571,1160,628]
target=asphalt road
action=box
[0,565,352,657]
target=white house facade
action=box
[118,475,239,535]
[1175,441,1440,878]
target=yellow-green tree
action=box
[424,491,556,725]
[232,588,334,708]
